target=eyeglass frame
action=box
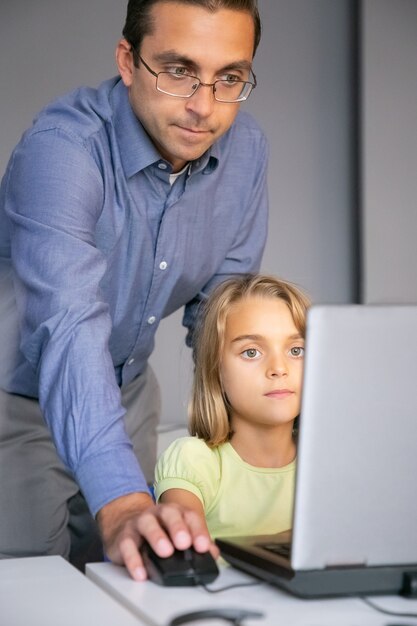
[133,50,257,103]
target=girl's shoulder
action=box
[156,436,222,476]
[161,436,215,458]
[155,437,223,506]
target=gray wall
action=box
[361,0,417,303]
[1,1,355,427]
[0,1,125,172]
[247,0,356,302]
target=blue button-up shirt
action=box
[0,77,268,515]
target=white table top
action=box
[86,560,417,626]
[3,555,417,626]
[0,556,144,626]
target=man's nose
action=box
[184,82,216,117]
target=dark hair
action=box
[122,0,261,63]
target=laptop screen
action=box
[289,305,417,570]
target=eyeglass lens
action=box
[156,73,252,102]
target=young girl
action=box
[154,274,310,539]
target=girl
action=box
[154,274,310,539]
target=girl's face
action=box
[220,295,304,430]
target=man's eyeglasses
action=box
[136,53,257,103]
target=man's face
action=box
[117,2,255,172]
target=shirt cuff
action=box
[75,444,149,517]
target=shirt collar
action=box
[111,78,219,178]
[188,149,219,177]
[111,79,160,178]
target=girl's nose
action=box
[266,355,288,378]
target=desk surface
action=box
[86,560,417,626]
[0,556,144,626]
[3,555,417,626]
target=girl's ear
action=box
[116,38,135,87]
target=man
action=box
[0,0,267,580]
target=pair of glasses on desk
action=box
[169,607,263,626]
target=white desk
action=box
[3,555,417,625]
[86,560,417,626]
[0,556,145,626]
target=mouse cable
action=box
[168,607,264,625]
[361,596,417,618]
[200,580,263,593]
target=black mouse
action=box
[140,541,219,586]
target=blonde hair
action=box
[189,274,311,446]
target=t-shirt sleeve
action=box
[154,437,220,510]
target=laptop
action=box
[216,305,417,598]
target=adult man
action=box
[0,0,267,580]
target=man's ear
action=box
[115,38,134,87]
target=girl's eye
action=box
[242,348,261,359]
[290,346,305,358]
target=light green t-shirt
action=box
[154,437,295,539]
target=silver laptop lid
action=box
[291,305,417,571]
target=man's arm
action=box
[4,127,214,577]
[4,129,148,512]
[97,493,214,581]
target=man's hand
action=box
[97,492,218,581]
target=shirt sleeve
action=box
[154,437,221,510]
[182,129,269,347]
[3,128,147,515]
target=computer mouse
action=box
[140,541,219,587]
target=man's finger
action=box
[135,506,177,556]
[118,535,147,581]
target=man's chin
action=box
[157,133,216,168]
[169,147,210,168]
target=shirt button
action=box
[127,358,135,365]
[147,316,156,325]
[158,162,167,170]
[159,261,168,270]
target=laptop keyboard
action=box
[257,542,291,559]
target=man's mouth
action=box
[175,123,212,134]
